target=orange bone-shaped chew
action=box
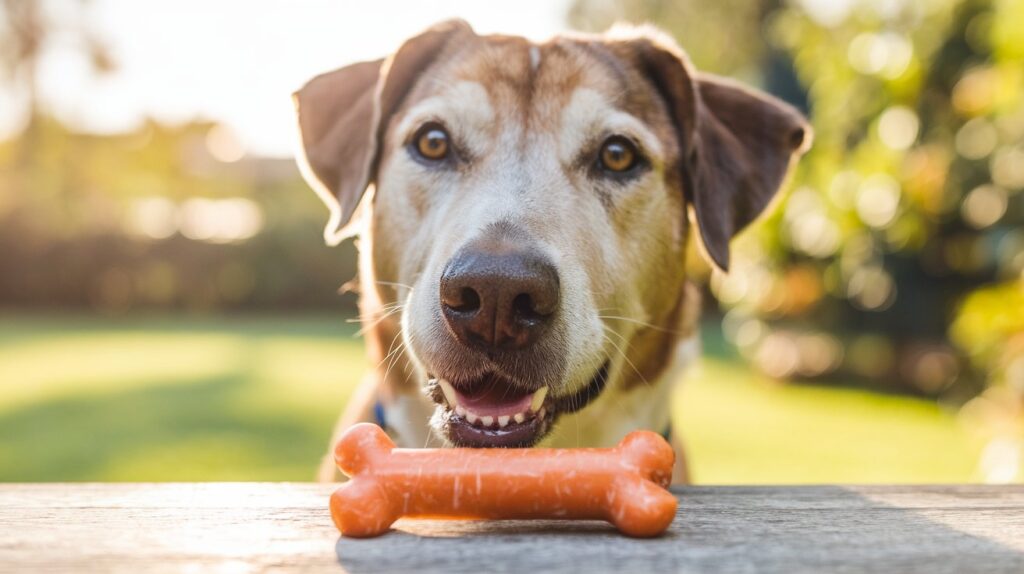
[329,423,677,538]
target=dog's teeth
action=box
[530,386,548,412]
[498,415,510,428]
[466,412,478,424]
[481,416,494,427]
[437,379,458,407]
[538,407,546,418]
[455,405,467,417]
[513,412,525,424]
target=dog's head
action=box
[295,20,810,448]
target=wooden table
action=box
[2,483,1022,573]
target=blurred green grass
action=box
[0,314,982,483]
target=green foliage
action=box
[570,0,1024,398]
[568,0,771,76]
[952,281,1024,369]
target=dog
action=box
[293,20,811,483]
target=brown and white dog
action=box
[294,20,811,483]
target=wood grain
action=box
[1,484,1022,573]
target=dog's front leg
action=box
[670,431,691,485]
[317,372,381,482]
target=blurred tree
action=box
[0,118,358,312]
[571,0,1024,479]
[947,0,1024,483]
[1,0,115,164]
[569,0,1024,396]
[569,0,768,76]
[1,0,45,127]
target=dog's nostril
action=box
[512,293,541,322]
[455,287,481,312]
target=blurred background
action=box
[1,0,1022,484]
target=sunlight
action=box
[6,0,571,157]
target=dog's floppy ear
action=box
[293,19,473,244]
[690,74,811,270]
[614,29,811,271]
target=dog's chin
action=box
[426,361,610,448]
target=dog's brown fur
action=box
[294,20,810,483]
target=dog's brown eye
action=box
[599,137,638,173]
[415,124,449,161]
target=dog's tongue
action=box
[454,383,533,418]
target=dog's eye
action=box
[598,136,638,173]
[413,123,449,161]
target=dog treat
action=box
[329,422,677,538]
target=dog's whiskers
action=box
[382,331,409,386]
[601,326,651,389]
[598,313,682,335]
[346,300,404,323]
[374,325,407,378]
[350,302,405,337]
[374,280,415,292]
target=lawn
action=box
[0,313,982,483]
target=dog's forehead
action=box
[404,34,671,132]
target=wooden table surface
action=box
[2,483,1023,573]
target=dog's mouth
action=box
[426,361,610,448]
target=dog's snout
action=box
[440,245,559,351]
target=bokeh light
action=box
[961,184,1008,229]
[955,118,998,159]
[856,174,902,229]
[877,106,919,150]
[990,147,1024,190]
[205,124,246,163]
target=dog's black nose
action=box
[440,242,559,351]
